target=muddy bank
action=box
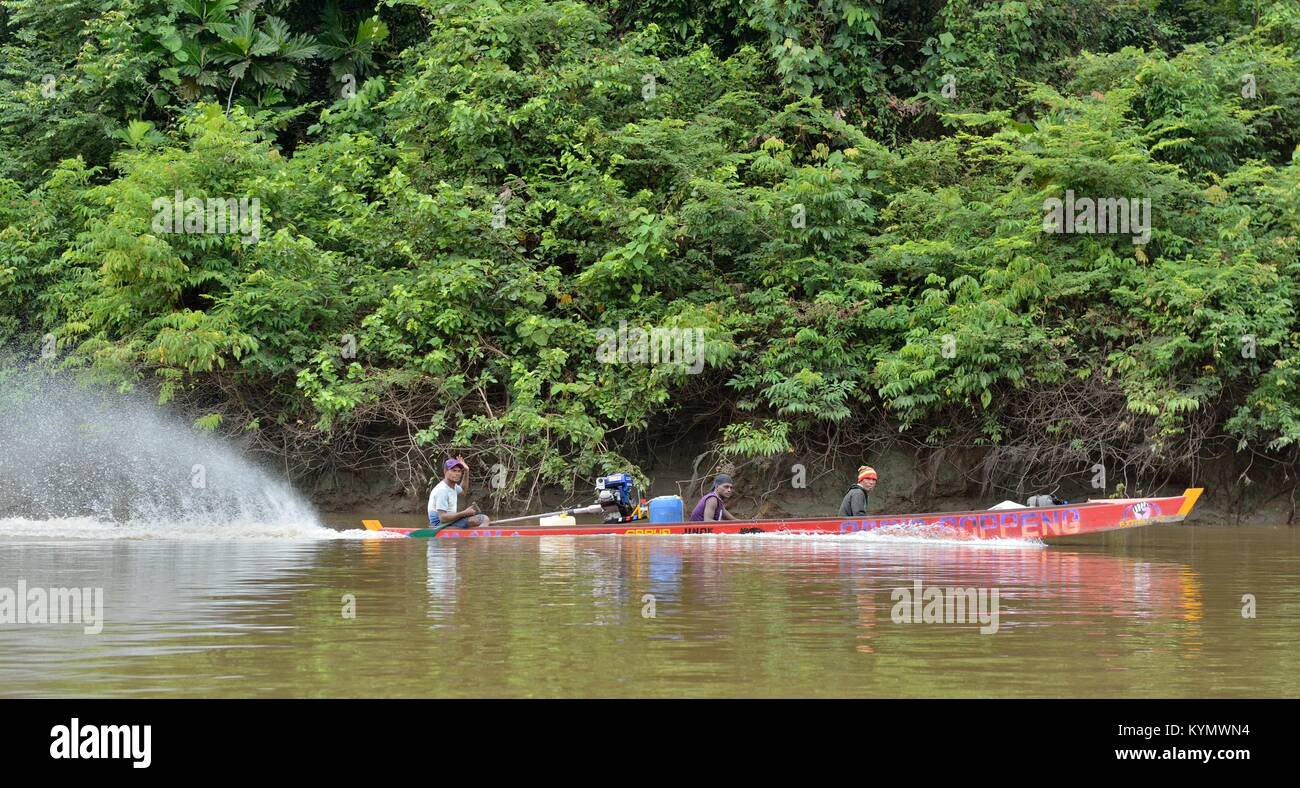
[306,442,1298,526]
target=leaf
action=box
[194,413,223,432]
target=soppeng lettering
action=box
[49,718,151,769]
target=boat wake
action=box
[842,530,1045,548]
[741,529,1045,548]
[0,515,378,541]
[0,373,362,540]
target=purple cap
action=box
[444,458,466,471]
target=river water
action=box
[1,518,1297,698]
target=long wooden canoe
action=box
[362,488,1203,541]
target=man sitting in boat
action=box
[838,466,877,517]
[690,474,738,522]
[428,457,490,529]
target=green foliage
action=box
[5,0,1300,497]
[317,1,389,81]
[168,0,320,109]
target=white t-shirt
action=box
[428,480,463,522]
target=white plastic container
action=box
[539,514,576,527]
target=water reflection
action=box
[3,527,1298,697]
[584,536,1203,628]
[0,539,324,695]
[425,543,457,622]
[408,535,1203,653]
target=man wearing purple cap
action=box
[428,456,489,529]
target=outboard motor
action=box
[1026,494,1068,507]
[595,473,646,523]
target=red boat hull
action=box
[368,488,1203,541]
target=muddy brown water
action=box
[0,519,1296,697]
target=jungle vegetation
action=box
[2,0,1297,506]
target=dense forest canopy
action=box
[1,0,1298,504]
